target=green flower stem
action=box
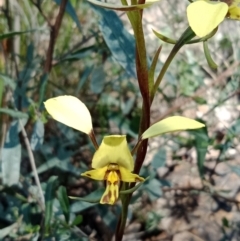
[151,27,196,102]
[115,6,150,241]
[115,193,129,240]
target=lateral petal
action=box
[81,166,108,180]
[44,95,93,134]
[119,166,145,183]
[187,1,228,37]
[228,5,240,19]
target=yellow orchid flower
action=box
[187,0,240,37]
[81,135,144,204]
[44,96,144,205]
[44,95,205,204]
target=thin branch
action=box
[202,88,240,117]
[31,0,51,26]
[52,33,97,66]
[19,120,45,211]
[44,0,68,73]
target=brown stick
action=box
[44,0,68,73]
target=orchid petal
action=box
[228,5,240,19]
[81,166,108,180]
[44,95,92,134]
[92,135,134,171]
[119,166,144,183]
[142,116,205,139]
[187,1,228,37]
[100,171,120,205]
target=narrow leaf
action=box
[192,126,208,178]
[203,40,218,69]
[69,188,104,206]
[88,0,157,11]
[38,73,48,108]
[75,65,94,94]
[57,186,70,224]
[44,176,58,231]
[0,108,28,119]
[153,27,217,45]
[30,120,44,151]
[149,46,162,96]
[2,144,21,186]
[120,176,149,194]
[90,66,105,94]
[0,74,16,90]
[1,120,23,185]
[0,30,36,40]
[142,116,205,139]
[54,0,81,30]
[152,30,176,44]
[57,46,96,64]
[71,215,83,226]
[70,188,105,213]
[0,216,22,239]
[151,148,166,169]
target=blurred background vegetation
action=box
[0,0,240,240]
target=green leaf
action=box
[149,46,162,96]
[153,27,217,45]
[54,0,81,30]
[120,176,149,194]
[69,188,104,203]
[1,120,23,185]
[222,217,229,228]
[192,96,207,104]
[38,73,48,108]
[0,74,16,90]
[35,157,83,176]
[57,46,96,64]
[71,215,83,226]
[91,5,136,78]
[203,40,218,69]
[44,176,59,231]
[144,178,162,201]
[90,66,105,94]
[30,120,44,150]
[70,201,97,213]
[70,188,104,213]
[0,30,36,40]
[151,148,166,169]
[142,116,205,139]
[0,108,28,119]
[192,125,208,178]
[152,30,176,44]
[0,216,23,239]
[2,145,21,186]
[57,186,70,224]
[88,0,157,11]
[75,65,94,94]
